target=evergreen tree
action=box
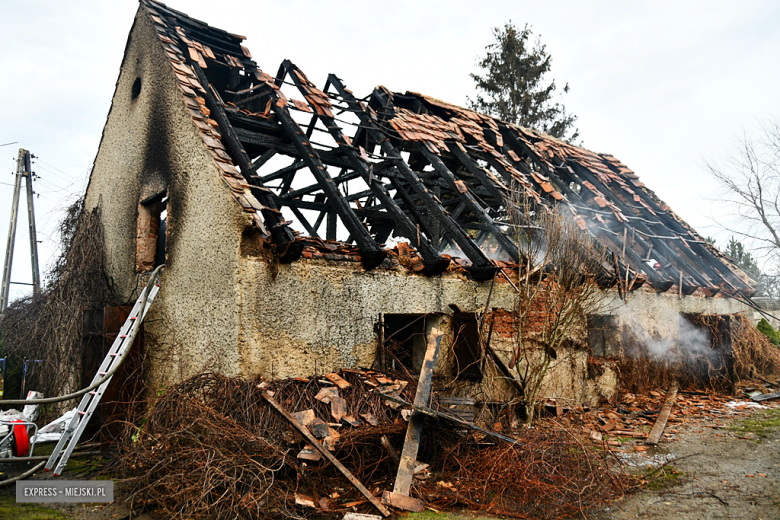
[724,237,779,298]
[469,22,578,142]
[725,237,762,281]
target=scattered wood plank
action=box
[309,418,331,439]
[646,382,679,445]
[751,392,780,402]
[324,372,351,389]
[380,435,399,462]
[343,514,382,520]
[361,413,379,426]
[331,396,348,422]
[393,328,443,497]
[381,491,424,512]
[291,409,316,426]
[263,392,390,517]
[297,444,322,461]
[376,391,522,446]
[295,493,316,508]
[342,415,362,427]
[315,387,339,404]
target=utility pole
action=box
[1,148,41,314]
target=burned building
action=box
[82,0,759,404]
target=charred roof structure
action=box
[137,0,754,296]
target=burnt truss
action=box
[139,0,755,295]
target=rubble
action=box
[116,370,630,519]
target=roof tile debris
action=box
[137,0,755,296]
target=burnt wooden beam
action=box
[336,78,494,278]
[418,144,519,262]
[313,209,327,235]
[258,160,305,183]
[231,126,355,169]
[281,170,363,200]
[266,90,386,269]
[447,141,508,202]
[224,107,281,133]
[275,197,391,220]
[285,63,447,272]
[289,206,320,238]
[189,62,295,247]
[250,149,277,171]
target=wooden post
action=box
[393,328,443,497]
[378,313,385,371]
[263,392,390,517]
[679,270,683,300]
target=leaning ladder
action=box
[45,280,161,476]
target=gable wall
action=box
[84,7,249,391]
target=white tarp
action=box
[32,408,78,443]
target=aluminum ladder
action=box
[45,279,161,476]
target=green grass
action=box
[729,408,780,440]
[0,494,72,519]
[643,465,684,490]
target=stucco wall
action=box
[237,252,519,379]
[84,7,248,391]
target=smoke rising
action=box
[616,306,719,364]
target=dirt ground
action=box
[1,404,778,520]
[597,404,780,520]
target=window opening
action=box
[587,315,620,357]
[136,191,167,272]
[383,314,428,373]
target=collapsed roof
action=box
[135,0,754,296]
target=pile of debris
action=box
[549,382,780,455]
[116,370,630,519]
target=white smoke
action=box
[616,307,717,364]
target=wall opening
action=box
[587,315,620,357]
[451,312,483,381]
[136,190,167,272]
[131,77,142,100]
[383,314,428,373]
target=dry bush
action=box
[729,314,780,379]
[419,427,630,519]
[507,187,609,421]
[0,198,115,400]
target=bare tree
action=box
[506,188,608,422]
[707,120,780,266]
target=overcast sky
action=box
[1,0,779,302]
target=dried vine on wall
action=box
[0,198,115,400]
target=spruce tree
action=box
[469,22,578,143]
